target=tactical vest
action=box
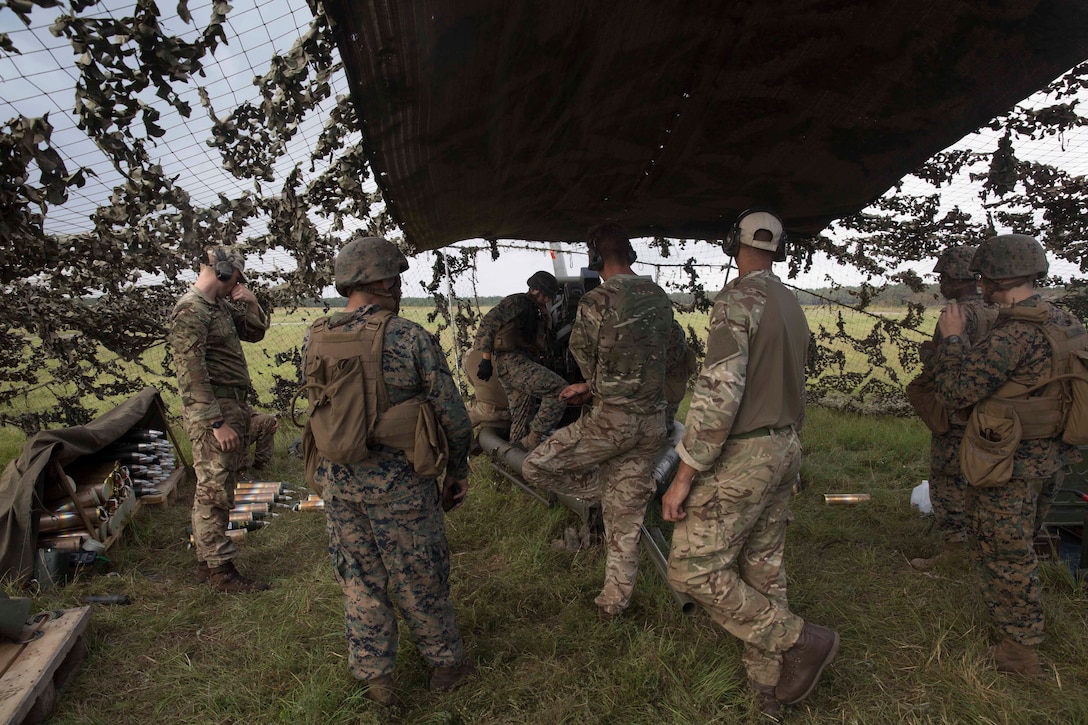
[983,304,1088,441]
[298,310,447,474]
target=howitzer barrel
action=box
[478,426,530,476]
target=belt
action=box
[729,425,792,440]
[212,385,249,402]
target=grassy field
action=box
[5,406,1088,724]
[5,302,933,429]
[9,302,1081,723]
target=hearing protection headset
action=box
[212,247,235,282]
[586,239,638,271]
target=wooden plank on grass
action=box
[0,606,91,725]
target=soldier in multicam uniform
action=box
[932,234,1086,676]
[907,245,998,570]
[661,209,839,718]
[473,271,565,450]
[167,246,270,593]
[522,223,672,618]
[663,319,698,433]
[303,235,474,707]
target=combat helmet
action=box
[526,271,560,298]
[932,245,977,280]
[969,234,1048,280]
[334,235,409,297]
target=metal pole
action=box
[445,251,464,387]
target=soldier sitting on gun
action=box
[473,271,567,451]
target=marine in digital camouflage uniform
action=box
[473,271,566,449]
[241,411,278,476]
[523,223,672,617]
[932,234,1086,676]
[167,246,270,592]
[908,245,998,570]
[305,235,474,704]
[661,210,839,716]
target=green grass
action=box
[6,408,1088,724]
[5,304,932,428]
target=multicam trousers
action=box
[667,429,806,687]
[324,478,464,681]
[183,397,251,567]
[495,351,567,443]
[522,402,666,613]
[968,473,1057,647]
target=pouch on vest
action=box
[961,401,1021,488]
[905,370,950,435]
[371,397,450,478]
[303,354,371,463]
[414,402,449,478]
[1062,348,1088,445]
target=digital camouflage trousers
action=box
[324,480,464,681]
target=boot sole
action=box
[780,632,840,706]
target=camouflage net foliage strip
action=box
[0,2,1086,433]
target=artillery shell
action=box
[823,493,871,505]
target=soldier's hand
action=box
[230,284,258,305]
[662,464,696,522]
[559,382,591,405]
[214,424,241,452]
[476,359,493,381]
[441,476,468,511]
[938,299,966,339]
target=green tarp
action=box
[324,0,1088,249]
[0,388,174,582]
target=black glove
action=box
[477,358,493,381]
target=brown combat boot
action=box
[208,561,270,593]
[775,623,840,705]
[518,431,542,450]
[363,674,401,708]
[750,681,781,720]
[909,542,965,571]
[988,639,1042,677]
[194,560,211,584]
[429,660,476,692]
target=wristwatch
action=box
[211,419,225,429]
[943,335,963,345]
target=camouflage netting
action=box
[0,1,1086,435]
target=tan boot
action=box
[363,674,400,707]
[429,660,476,692]
[775,623,840,705]
[518,431,542,450]
[909,542,964,571]
[988,639,1042,677]
[208,561,270,593]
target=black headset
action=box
[586,240,638,271]
[724,207,788,262]
[212,247,235,282]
